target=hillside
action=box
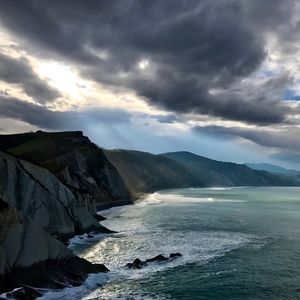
[162,151,300,186]
[104,149,205,197]
[246,163,300,175]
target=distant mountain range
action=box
[161,151,300,187]
[246,163,300,175]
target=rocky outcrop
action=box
[125,253,182,269]
[0,131,131,211]
[47,147,131,211]
[0,134,119,296]
[0,198,108,297]
[0,151,110,238]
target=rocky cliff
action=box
[0,198,108,297]
[0,131,131,211]
[0,151,109,238]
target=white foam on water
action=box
[82,197,257,281]
[81,286,170,300]
[69,232,109,249]
[99,204,133,219]
[190,187,232,191]
[38,273,109,300]
[89,191,252,278]
[41,189,256,299]
[0,287,22,299]
[81,230,254,279]
[140,192,245,204]
[38,271,169,300]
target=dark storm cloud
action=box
[194,125,300,153]
[271,150,300,164]
[0,96,131,130]
[0,53,60,103]
[0,0,296,124]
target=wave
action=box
[43,188,258,299]
[141,192,245,204]
[190,187,232,191]
[38,273,109,300]
[42,229,255,299]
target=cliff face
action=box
[0,136,113,297]
[0,151,109,237]
[0,131,131,211]
[0,198,108,295]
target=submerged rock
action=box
[0,286,41,300]
[169,252,182,258]
[126,253,182,269]
[145,254,169,263]
[125,258,147,269]
[94,213,106,222]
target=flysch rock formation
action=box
[0,198,108,298]
[0,131,131,212]
[0,151,111,238]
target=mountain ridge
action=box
[246,162,300,175]
[161,151,300,187]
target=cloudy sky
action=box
[1,0,300,168]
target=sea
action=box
[40,187,300,299]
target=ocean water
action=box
[41,187,300,299]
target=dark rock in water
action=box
[8,257,109,296]
[1,259,109,300]
[87,234,93,238]
[145,255,169,263]
[125,258,147,269]
[125,253,183,270]
[1,286,41,300]
[94,213,106,222]
[0,200,109,298]
[66,256,109,275]
[170,252,182,258]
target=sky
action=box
[0,0,300,169]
